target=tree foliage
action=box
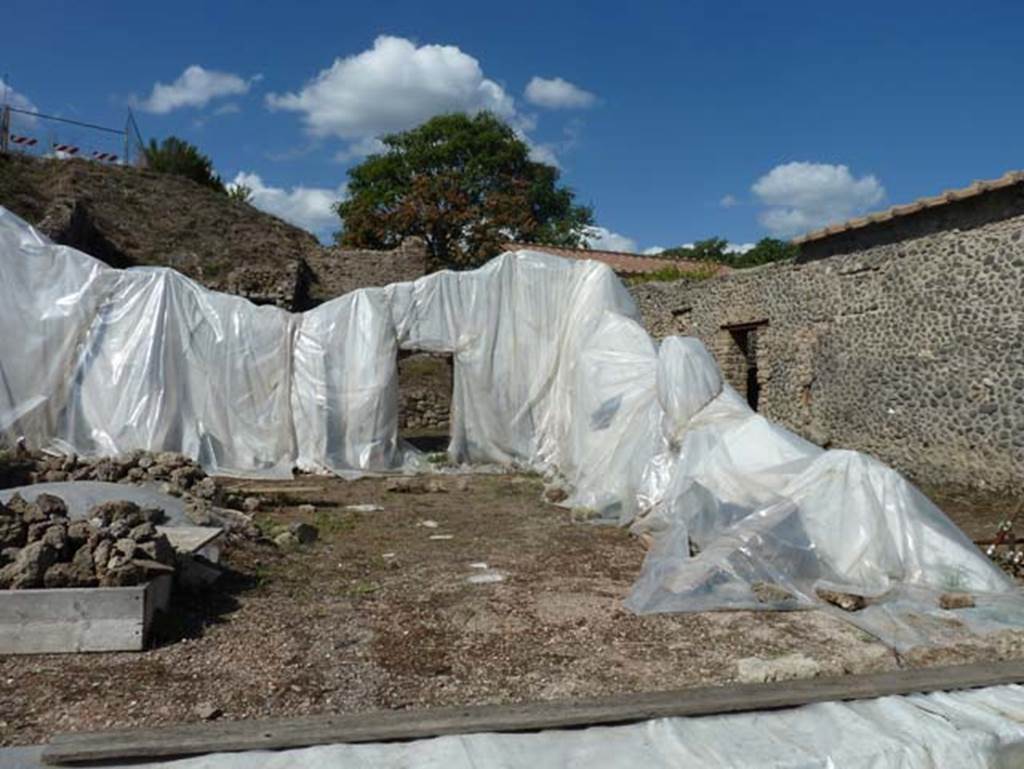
[226,183,253,204]
[658,237,799,268]
[143,137,225,193]
[336,112,593,269]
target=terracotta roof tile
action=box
[793,170,1024,245]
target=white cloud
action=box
[139,66,257,114]
[527,142,560,168]
[584,226,637,253]
[332,136,387,163]
[643,246,666,255]
[752,162,885,237]
[719,194,737,208]
[524,77,596,109]
[0,78,38,131]
[230,171,346,241]
[267,35,524,159]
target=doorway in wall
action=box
[397,351,454,452]
[722,322,768,411]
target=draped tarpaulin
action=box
[2,204,1021,649]
[0,205,634,478]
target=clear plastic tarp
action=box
[0,206,634,478]
[1,204,1021,649]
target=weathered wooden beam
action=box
[42,660,1024,765]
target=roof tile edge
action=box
[792,170,1024,246]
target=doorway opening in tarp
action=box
[397,350,454,453]
[722,321,767,411]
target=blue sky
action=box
[3,1,1022,251]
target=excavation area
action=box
[4,472,1022,747]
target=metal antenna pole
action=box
[1,73,9,154]
[1,106,9,154]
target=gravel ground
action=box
[3,473,1023,747]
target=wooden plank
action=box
[226,484,324,495]
[0,584,146,654]
[42,660,1024,765]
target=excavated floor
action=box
[3,472,1022,746]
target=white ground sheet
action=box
[1,205,1022,650]
[5,685,1024,769]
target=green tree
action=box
[732,237,799,267]
[143,137,224,193]
[226,183,253,204]
[659,237,731,263]
[658,236,798,268]
[336,112,593,269]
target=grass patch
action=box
[347,579,379,596]
[625,263,721,285]
[399,353,450,378]
[425,451,456,468]
[314,508,358,538]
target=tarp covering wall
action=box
[1,205,1021,648]
[569,330,1023,648]
[0,206,634,477]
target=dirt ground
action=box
[3,472,1024,747]
[921,484,1024,542]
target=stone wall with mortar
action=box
[397,353,452,433]
[630,211,1024,492]
[304,237,429,307]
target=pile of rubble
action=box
[0,494,175,589]
[2,447,259,541]
[14,449,215,496]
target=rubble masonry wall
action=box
[630,211,1024,491]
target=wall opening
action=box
[721,322,768,411]
[397,351,453,452]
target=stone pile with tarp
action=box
[0,447,259,542]
[0,494,175,589]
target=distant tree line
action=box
[139,123,798,271]
[657,236,799,268]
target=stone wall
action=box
[630,211,1024,492]
[397,352,452,433]
[304,237,429,307]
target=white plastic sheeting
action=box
[0,206,634,477]
[571,331,1023,649]
[1,204,1021,649]
[5,684,1024,768]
